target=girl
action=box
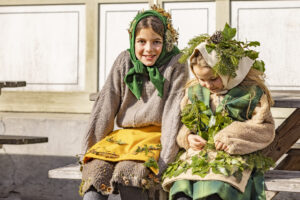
[80,6,188,200]
[162,24,275,200]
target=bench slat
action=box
[48,164,81,180]
[264,170,300,192]
[48,164,300,193]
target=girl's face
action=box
[193,64,224,93]
[135,28,163,67]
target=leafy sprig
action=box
[179,34,209,64]
[163,146,275,182]
[207,23,264,77]
[181,97,233,148]
[135,144,162,156]
[179,23,265,76]
[144,157,159,169]
[106,137,127,145]
[163,99,274,181]
[135,144,162,171]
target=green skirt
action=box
[169,171,266,200]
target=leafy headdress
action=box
[180,24,265,91]
[124,5,180,99]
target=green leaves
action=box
[144,157,159,169]
[181,99,211,136]
[106,137,127,145]
[252,60,265,72]
[179,23,265,80]
[181,99,233,143]
[248,41,260,47]
[206,43,216,53]
[230,56,239,66]
[179,34,209,64]
[245,50,259,60]
[163,147,274,182]
[163,98,275,182]
[222,23,236,41]
[135,144,162,156]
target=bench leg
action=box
[159,190,168,200]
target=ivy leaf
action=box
[252,60,265,72]
[144,157,158,169]
[230,56,239,66]
[208,115,216,127]
[248,41,260,47]
[245,50,259,60]
[222,23,236,41]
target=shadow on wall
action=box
[0,154,81,200]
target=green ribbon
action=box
[124,10,180,99]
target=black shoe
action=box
[206,194,222,200]
[173,192,192,200]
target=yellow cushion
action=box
[83,126,161,174]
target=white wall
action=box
[0,5,86,92]
[98,3,148,89]
[232,0,300,91]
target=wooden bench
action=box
[48,164,300,193]
[49,92,300,199]
[0,135,48,148]
[0,81,26,95]
[0,82,49,148]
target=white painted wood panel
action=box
[232,1,300,91]
[164,2,216,50]
[0,5,86,91]
[99,3,149,89]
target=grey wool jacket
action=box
[82,50,189,174]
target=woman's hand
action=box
[188,134,207,151]
[215,141,229,151]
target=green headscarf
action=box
[124,10,180,99]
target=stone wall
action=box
[0,112,89,200]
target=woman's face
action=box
[193,64,224,93]
[135,28,163,67]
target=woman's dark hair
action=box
[135,16,164,38]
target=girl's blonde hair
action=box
[185,49,209,88]
[186,51,274,107]
[240,68,274,107]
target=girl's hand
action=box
[188,134,207,151]
[215,141,229,151]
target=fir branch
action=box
[179,34,209,64]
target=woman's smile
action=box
[135,28,163,66]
